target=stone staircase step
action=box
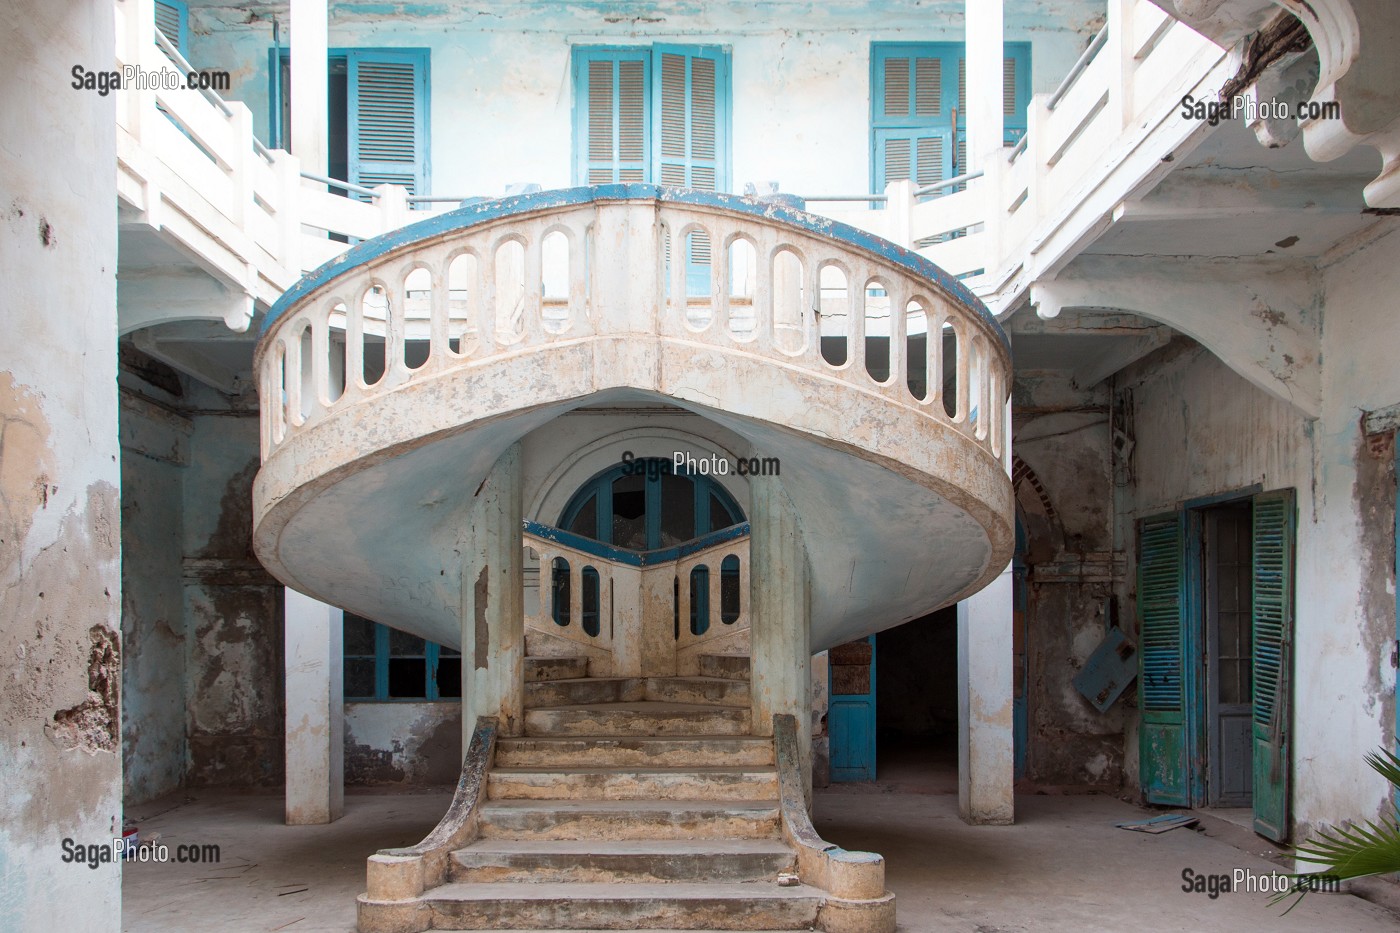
[487,766,779,802]
[697,654,751,682]
[525,677,645,708]
[421,880,823,931]
[645,676,751,707]
[525,702,751,737]
[494,736,775,769]
[524,657,589,683]
[449,839,795,884]
[478,799,781,841]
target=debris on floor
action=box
[1115,813,1199,834]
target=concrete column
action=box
[462,443,525,740]
[749,477,811,772]
[957,563,1015,825]
[284,589,344,824]
[965,0,1005,167]
[290,0,328,174]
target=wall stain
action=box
[49,626,120,752]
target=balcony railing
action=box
[255,188,1011,471]
[118,0,1225,331]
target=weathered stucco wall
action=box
[185,1,1096,199]
[119,366,192,804]
[1012,370,1126,787]
[1117,233,1400,837]
[182,394,284,787]
[0,0,122,927]
[345,701,461,784]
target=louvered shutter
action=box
[576,50,650,185]
[1004,44,1031,145]
[1137,511,1190,806]
[652,45,727,192]
[874,128,950,190]
[652,45,728,294]
[1251,489,1295,842]
[154,0,188,56]
[348,50,429,202]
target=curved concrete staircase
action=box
[358,653,894,932]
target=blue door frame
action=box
[829,636,877,782]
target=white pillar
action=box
[462,443,525,741]
[965,0,1005,168]
[290,0,328,174]
[957,564,1015,824]
[284,589,344,825]
[749,476,812,783]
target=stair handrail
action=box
[773,712,893,919]
[360,716,498,913]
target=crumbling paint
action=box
[49,626,120,752]
[345,702,462,785]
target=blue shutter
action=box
[154,0,189,57]
[348,49,429,201]
[1138,511,1190,806]
[1003,43,1032,145]
[573,49,651,185]
[652,45,729,192]
[1251,489,1295,842]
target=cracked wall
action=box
[0,0,122,927]
[1012,370,1126,788]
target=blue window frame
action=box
[268,48,431,201]
[870,42,1031,197]
[343,614,460,701]
[572,45,731,192]
[559,457,745,553]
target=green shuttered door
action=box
[1251,489,1295,841]
[1138,511,1189,806]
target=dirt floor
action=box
[121,770,1400,932]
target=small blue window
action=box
[343,614,459,701]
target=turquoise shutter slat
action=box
[154,0,189,57]
[348,49,429,202]
[1137,511,1190,806]
[1003,43,1032,145]
[651,45,729,294]
[1251,488,1295,842]
[574,49,651,185]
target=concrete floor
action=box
[121,782,1400,932]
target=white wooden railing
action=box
[255,193,1011,471]
[118,0,1224,335]
[819,0,1225,299]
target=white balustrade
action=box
[256,195,1011,468]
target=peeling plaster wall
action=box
[182,389,285,787]
[185,2,1095,199]
[119,378,191,804]
[1116,261,1400,838]
[1013,370,1126,787]
[0,0,122,927]
[345,701,461,784]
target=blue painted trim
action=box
[524,519,750,567]
[261,185,1005,351]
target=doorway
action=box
[1201,501,1254,808]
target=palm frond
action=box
[1365,748,1400,791]
[1269,811,1400,913]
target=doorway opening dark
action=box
[874,606,959,792]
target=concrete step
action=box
[478,799,781,841]
[525,657,589,683]
[525,677,645,708]
[645,676,751,707]
[486,766,779,802]
[525,702,751,737]
[449,839,795,884]
[494,736,775,769]
[422,881,822,930]
[697,654,751,682]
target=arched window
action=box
[559,457,746,553]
